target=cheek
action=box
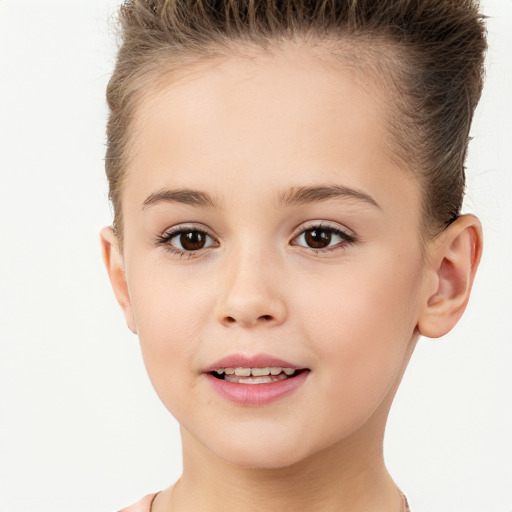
[293,253,422,414]
[126,265,215,406]
[130,258,214,338]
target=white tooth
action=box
[215,369,224,375]
[251,367,270,376]
[224,368,235,375]
[283,368,295,375]
[234,367,251,376]
[270,367,282,375]
[246,376,273,384]
[224,373,289,384]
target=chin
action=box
[206,428,315,470]
[220,446,306,470]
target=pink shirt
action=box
[118,493,159,512]
[119,491,410,511]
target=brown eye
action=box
[304,228,332,249]
[166,229,216,252]
[293,225,355,251]
[179,231,206,250]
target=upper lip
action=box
[203,353,306,373]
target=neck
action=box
[163,405,401,512]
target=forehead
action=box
[124,44,420,217]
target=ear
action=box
[100,226,137,334]
[418,215,483,338]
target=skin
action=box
[101,43,482,512]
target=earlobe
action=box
[100,227,137,334]
[418,215,483,339]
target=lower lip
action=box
[204,371,309,406]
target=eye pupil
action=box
[305,229,332,248]
[180,231,206,250]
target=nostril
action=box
[221,312,280,327]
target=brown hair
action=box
[105,0,487,245]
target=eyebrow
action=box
[142,188,216,209]
[142,184,380,210]
[277,185,381,209]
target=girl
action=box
[100,1,487,511]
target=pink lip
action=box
[203,353,304,373]
[205,371,309,406]
[203,353,310,407]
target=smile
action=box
[204,355,310,406]
[212,367,297,384]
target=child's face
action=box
[116,47,430,468]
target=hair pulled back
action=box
[106,0,487,243]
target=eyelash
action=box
[291,222,356,255]
[155,225,217,259]
[155,222,356,259]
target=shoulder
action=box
[118,492,159,512]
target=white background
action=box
[0,1,511,511]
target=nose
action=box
[215,247,287,329]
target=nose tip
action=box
[215,243,288,328]
[216,268,287,328]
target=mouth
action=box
[210,366,307,384]
[204,355,310,405]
